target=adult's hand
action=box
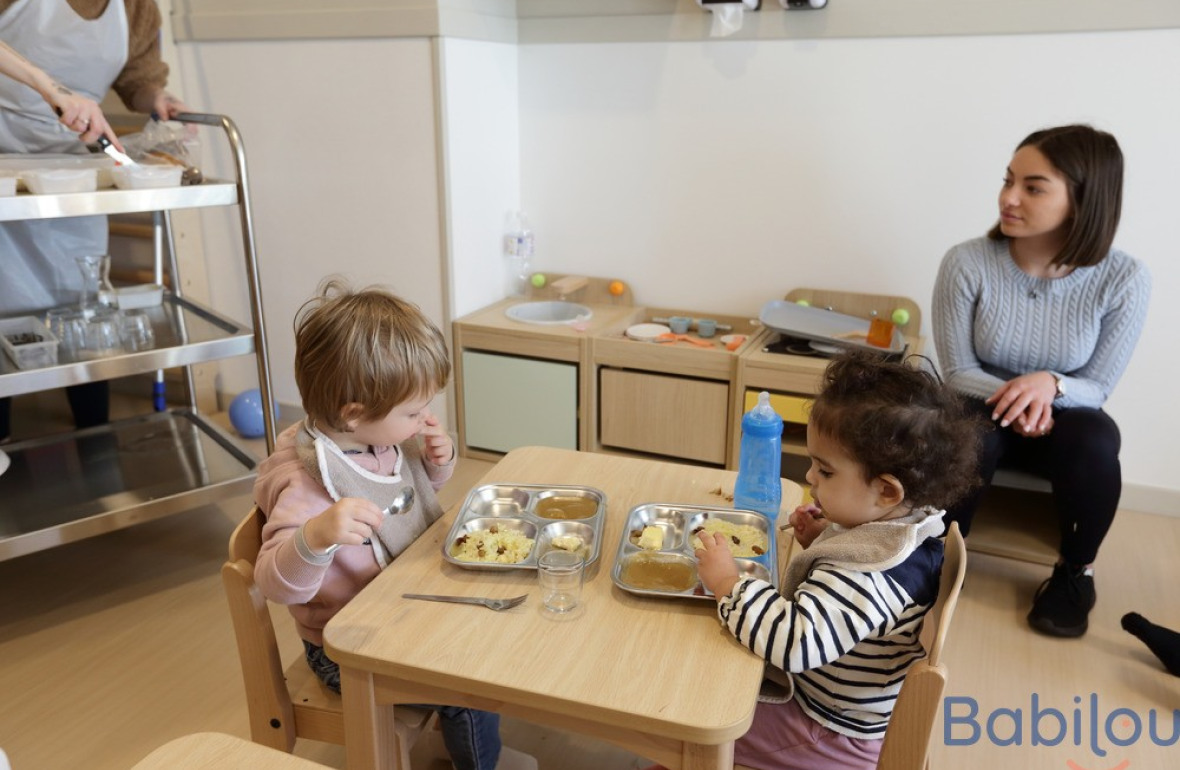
[0,40,122,149]
[1013,412,1055,438]
[49,87,123,150]
[986,371,1057,435]
[150,89,189,121]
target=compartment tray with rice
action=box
[612,503,777,600]
[441,483,608,571]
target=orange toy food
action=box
[867,318,895,348]
[608,280,626,296]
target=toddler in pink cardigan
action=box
[252,278,502,770]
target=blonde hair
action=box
[293,278,450,431]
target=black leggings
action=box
[0,380,110,439]
[944,399,1121,565]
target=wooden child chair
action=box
[875,520,968,770]
[221,506,438,767]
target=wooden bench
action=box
[965,468,1057,566]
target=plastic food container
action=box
[110,165,183,190]
[1,316,60,370]
[0,153,115,190]
[24,168,98,194]
[115,283,164,309]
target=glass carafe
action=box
[75,254,112,315]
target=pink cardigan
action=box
[252,423,453,645]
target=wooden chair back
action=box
[221,506,433,765]
[876,521,968,770]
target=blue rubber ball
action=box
[228,388,277,438]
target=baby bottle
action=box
[733,391,784,521]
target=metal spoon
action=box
[362,487,416,545]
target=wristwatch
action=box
[1052,373,1066,400]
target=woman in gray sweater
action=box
[932,124,1151,639]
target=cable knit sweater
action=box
[932,236,1151,408]
[0,0,169,111]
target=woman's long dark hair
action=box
[987,124,1123,268]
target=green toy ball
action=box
[530,273,546,288]
[891,308,911,326]
[796,299,811,307]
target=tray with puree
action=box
[612,503,777,600]
[442,483,606,570]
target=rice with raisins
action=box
[690,519,767,557]
[451,528,535,564]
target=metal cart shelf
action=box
[0,113,274,562]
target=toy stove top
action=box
[761,333,905,362]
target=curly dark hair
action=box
[808,350,983,511]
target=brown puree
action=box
[619,553,697,592]
[536,496,597,520]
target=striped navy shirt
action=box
[718,537,943,739]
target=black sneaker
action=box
[1028,563,1096,637]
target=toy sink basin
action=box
[505,301,593,325]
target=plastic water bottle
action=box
[502,210,534,297]
[734,391,784,521]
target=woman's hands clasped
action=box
[986,371,1058,437]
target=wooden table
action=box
[130,732,328,769]
[324,446,803,770]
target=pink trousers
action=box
[732,698,882,770]
[647,698,882,770]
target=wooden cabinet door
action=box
[462,351,578,453]
[599,368,729,464]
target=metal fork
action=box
[402,593,528,611]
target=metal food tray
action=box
[441,483,607,571]
[611,503,777,600]
[759,299,907,355]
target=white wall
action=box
[514,30,1180,498]
[165,23,1179,506]
[173,38,444,408]
[439,38,521,318]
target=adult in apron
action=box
[0,0,131,438]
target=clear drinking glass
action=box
[119,310,155,352]
[78,309,121,359]
[538,549,585,614]
[45,307,88,360]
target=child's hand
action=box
[789,504,826,549]
[418,409,455,466]
[303,497,384,553]
[696,532,741,600]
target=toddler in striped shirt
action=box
[695,350,982,770]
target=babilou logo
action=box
[944,693,1178,765]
